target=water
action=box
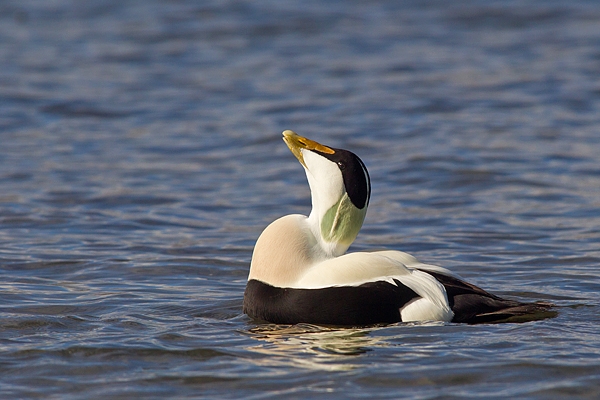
[1,0,599,398]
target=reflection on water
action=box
[245,324,376,371]
[243,322,448,372]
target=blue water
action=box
[1,0,599,398]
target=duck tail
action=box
[418,269,557,324]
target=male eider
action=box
[243,130,553,325]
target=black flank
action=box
[244,279,417,326]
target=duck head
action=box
[283,130,371,257]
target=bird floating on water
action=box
[243,130,553,325]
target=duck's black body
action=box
[244,278,418,326]
[244,131,554,326]
[244,274,553,326]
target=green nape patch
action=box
[321,193,367,245]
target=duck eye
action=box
[337,161,346,170]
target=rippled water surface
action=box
[1,0,600,398]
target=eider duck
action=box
[243,130,553,325]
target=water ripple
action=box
[0,0,599,398]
